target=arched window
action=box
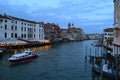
[34,34,35,38]
[15,33,17,38]
[5,32,7,38]
[5,24,7,30]
[11,33,13,38]
[21,34,23,38]
[11,25,13,30]
[21,27,23,31]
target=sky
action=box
[0,0,114,34]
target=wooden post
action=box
[115,46,118,80]
[100,50,103,63]
[95,48,97,57]
[90,48,91,62]
[85,45,87,63]
[98,46,99,56]
[95,48,97,62]
[99,64,103,80]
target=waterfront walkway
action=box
[0,38,50,49]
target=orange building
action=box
[44,23,62,42]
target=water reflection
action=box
[0,41,111,80]
[5,45,51,54]
[0,55,2,60]
[9,60,33,68]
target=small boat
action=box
[93,64,120,79]
[8,49,38,63]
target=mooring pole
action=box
[85,45,87,63]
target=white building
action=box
[103,28,114,48]
[0,14,44,43]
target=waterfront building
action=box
[103,28,114,49]
[67,23,83,41]
[85,34,102,40]
[44,23,62,42]
[0,14,45,44]
[61,29,69,40]
[113,0,120,55]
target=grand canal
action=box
[0,40,111,80]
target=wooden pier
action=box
[88,56,103,63]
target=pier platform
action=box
[88,56,103,63]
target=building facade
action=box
[0,14,44,42]
[44,23,62,42]
[61,29,69,40]
[113,0,120,55]
[103,28,114,48]
[67,23,83,41]
[85,34,102,40]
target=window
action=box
[39,25,41,27]
[5,25,7,30]
[34,34,35,38]
[24,34,26,38]
[21,27,23,31]
[11,25,13,30]
[0,19,3,23]
[15,33,17,38]
[21,34,23,38]
[5,20,7,23]
[15,26,17,31]
[11,33,13,38]
[15,21,17,24]
[5,32,7,38]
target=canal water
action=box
[0,40,110,80]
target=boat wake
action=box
[36,52,47,56]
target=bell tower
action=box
[68,23,71,29]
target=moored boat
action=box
[93,64,120,79]
[8,49,38,63]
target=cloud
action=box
[0,0,114,33]
[6,0,61,8]
[60,14,72,20]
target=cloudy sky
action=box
[0,0,114,34]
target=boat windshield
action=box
[12,56,17,58]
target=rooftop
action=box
[104,28,114,32]
[0,14,37,23]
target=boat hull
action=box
[8,55,38,63]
